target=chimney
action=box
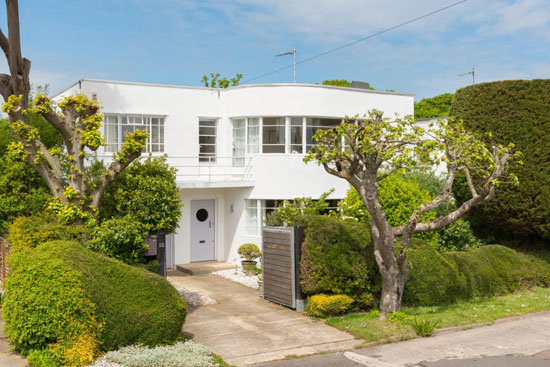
[350,81,371,90]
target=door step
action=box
[176,261,236,275]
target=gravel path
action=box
[169,280,217,307]
[213,268,259,289]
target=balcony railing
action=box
[92,155,253,183]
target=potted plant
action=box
[238,243,261,268]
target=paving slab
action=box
[254,352,363,367]
[168,270,361,366]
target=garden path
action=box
[0,310,27,367]
[167,270,362,366]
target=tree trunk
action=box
[375,234,407,319]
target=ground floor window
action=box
[245,198,339,235]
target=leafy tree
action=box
[322,79,351,87]
[0,85,62,155]
[305,110,517,318]
[99,155,182,234]
[0,157,51,235]
[201,73,243,88]
[0,1,148,223]
[414,93,453,119]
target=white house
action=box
[54,79,414,267]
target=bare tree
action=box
[0,0,147,222]
[305,110,518,318]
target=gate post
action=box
[157,234,167,278]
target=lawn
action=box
[326,287,550,344]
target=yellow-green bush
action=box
[3,240,186,366]
[305,294,354,318]
[7,213,89,252]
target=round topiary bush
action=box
[450,79,550,242]
[2,240,186,366]
[238,243,261,262]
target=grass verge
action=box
[326,287,550,343]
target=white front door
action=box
[191,199,216,262]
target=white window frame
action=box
[199,119,218,164]
[231,116,342,157]
[103,114,165,154]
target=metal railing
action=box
[91,155,254,183]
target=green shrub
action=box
[299,215,377,308]
[437,218,485,252]
[265,190,335,227]
[88,216,148,264]
[7,212,89,252]
[339,173,439,246]
[450,79,550,242]
[3,241,186,366]
[26,349,60,367]
[414,93,453,119]
[104,342,212,367]
[237,243,261,262]
[305,294,354,318]
[404,244,550,306]
[134,259,160,273]
[99,155,182,234]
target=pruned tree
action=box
[0,0,147,222]
[305,110,519,318]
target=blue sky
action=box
[0,0,549,99]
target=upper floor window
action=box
[199,119,217,163]
[231,116,341,157]
[104,114,165,153]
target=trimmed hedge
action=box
[3,241,186,366]
[7,213,90,252]
[403,244,550,306]
[299,215,378,308]
[450,79,550,242]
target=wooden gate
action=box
[261,226,305,310]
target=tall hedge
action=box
[403,244,550,306]
[3,241,186,366]
[450,79,550,242]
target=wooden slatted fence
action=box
[261,226,306,310]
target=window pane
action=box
[246,200,258,235]
[263,117,285,126]
[247,118,260,154]
[262,117,286,153]
[232,119,246,166]
[199,120,216,163]
[263,125,285,149]
[291,117,303,126]
[152,124,159,144]
[306,118,340,151]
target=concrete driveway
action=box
[167,270,361,366]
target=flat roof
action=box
[53,77,415,98]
